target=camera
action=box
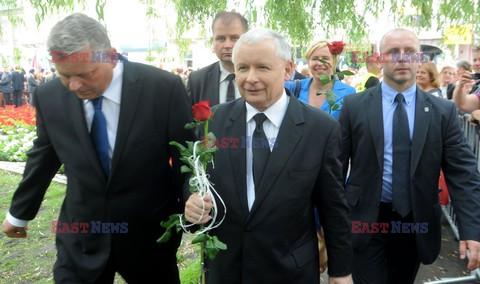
[473,73,480,80]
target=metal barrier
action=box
[424,113,480,283]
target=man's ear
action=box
[284,61,294,81]
[107,47,118,67]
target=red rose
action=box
[192,101,212,122]
[327,41,346,56]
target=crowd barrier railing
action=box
[424,113,480,283]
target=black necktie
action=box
[91,96,110,177]
[226,73,235,102]
[252,113,270,189]
[392,93,411,217]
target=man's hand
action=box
[329,274,353,284]
[460,240,480,270]
[2,218,28,238]
[185,193,213,224]
[468,109,480,126]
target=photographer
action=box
[453,70,480,113]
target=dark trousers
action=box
[353,203,421,284]
[3,92,12,105]
[53,235,180,284]
[13,90,22,107]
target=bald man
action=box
[339,28,480,284]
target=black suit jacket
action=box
[9,60,194,282]
[201,92,352,283]
[293,70,307,80]
[339,84,480,264]
[186,61,221,106]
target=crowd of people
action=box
[1,10,480,284]
[0,66,57,107]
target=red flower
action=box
[327,41,346,56]
[192,101,212,122]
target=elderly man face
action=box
[56,48,117,100]
[234,40,291,111]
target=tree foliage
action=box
[0,0,478,49]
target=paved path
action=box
[0,161,478,283]
[0,161,66,184]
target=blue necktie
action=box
[91,96,110,177]
[392,93,411,217]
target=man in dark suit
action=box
[12,66,25,107]
[1,13,194,283]
[184,28,352,284]
[186,11,248,106]
[27,69,38,105]
[0,67,13,105]
[339,28,480,284]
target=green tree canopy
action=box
[1,0,478,49]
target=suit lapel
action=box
[248,94,304,221]
[225,100,249,219]
[109,61,142,180]
[66,90,106,180]
[367,85,384,170]
[207,63,220,106]
[411,89,431,175]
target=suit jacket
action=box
[12,71,25,91]
[339,84,480,264]
[9,60,194,282]
[201,91,352,283]
[0,72,13,93]
[27,74,38,93]
[292,70,307,80]
[186,61,221,106]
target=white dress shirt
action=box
[7,62,124,227]
[218,62,240,104]
[245,90,289,210]
[83,61,124,160]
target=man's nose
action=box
[224,38,235,49]
[68,77,82,91]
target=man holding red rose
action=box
[184,28,352,284]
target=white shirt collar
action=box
[245,89,289,128]
[84,61,124,105]
[219,61,234,83]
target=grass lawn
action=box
[0,169,200,283]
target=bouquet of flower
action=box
[158,100,227,283]
[317,41,354,113]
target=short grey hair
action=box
[47,13,111,56]
[232,28,291,63]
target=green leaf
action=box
[326,91,337,106]
[317,58,332,68]
[318,74,331,86]
[191,233,208,244]
[337,72,345,81]
[160,214,181,229]
[169,141,188,153]
[189,184,198,193]
[316,89,329,96]
[211,235,227,250]
[180,165,192,174]
[341,70,355,76]
[184,122,203,129]
[205,238,220,260]
[331,104,340,111]
[157,230,171,243]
